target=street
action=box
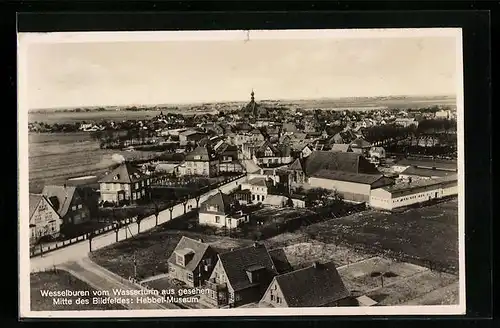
[30,175,247,272]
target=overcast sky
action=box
[21,31,459,109]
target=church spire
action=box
[251,89,255,102]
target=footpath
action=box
[30,175,248,272]
[58,256,177,310]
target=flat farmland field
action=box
[305,199,459,271]
[28,133,160,193]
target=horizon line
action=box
[29,93,457,112]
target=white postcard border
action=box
[18,28,466,318]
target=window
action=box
[270,294,275,301]
[72,206,77,211]
[77,204,82,209]
[135,182,139,189]
[276,296,281,304]
[236,293,242,301]
[176,254,184,266]
[215,216,220,223]
[187,273,193,282]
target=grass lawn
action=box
[90,224,254,280]
[304,199,459,272]
[31,270,125,311]
[366,270,459,306]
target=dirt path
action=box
[58,257,178,309]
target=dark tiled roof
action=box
[41,185,78,218]
[29,194,43,219]
[167,236,211,272]
[185,145,217,161]
[269,248,293,274]
[199,191,233,215]
[304,151,379,176]
[311,169,385,185]
[287,158,304,172]
[401,166,456,178]
[247,177,270,188]
[275,262,350,307]
[219,243,278,291]
[350,138,372,148]
[98,162,146,184]
[330,144,352,152]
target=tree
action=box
[168,206,174,220]
[154,203,159,226]
[182,197,189,214]
[87,231,95,252]
[136,215,144,234]
[304,187,331,206]
[195,194,202,209]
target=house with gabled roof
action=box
[201,242,279,308]
[253,140,293,167]
[259,261,352,308]
[198,191,249,229]
[178,145,220,177]
[178,129,207,146]
[240,177,274,203]
[29,194,63,244]
[350,138,372,156]
[167,236,218,287]
[98,162,151,204]
[42,185,91,231]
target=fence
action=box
[30,216,138,258]
[29,173,247,258]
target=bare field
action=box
[305,199,459,271]
[336,256,459,306]
[28,132,160,193]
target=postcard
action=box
[18,28,465,318]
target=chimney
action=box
[198,238,204,243]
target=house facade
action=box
[178,146,220,177]
[201,243,279,308]
[167,236,218,287]
[98,162,151,204]
[240,177,271,203]
[253,141,293,167]
[41,185,91,233]
[29,194,63,244]
[198,191,249,229]
[259,262,351,308]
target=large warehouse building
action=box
[286,151,394,202]
[369,174,458,210]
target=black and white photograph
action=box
[18,28,465,317]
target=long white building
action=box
[369,175,458,210]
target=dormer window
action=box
[176,254,184,266]
[194,155,201,160]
